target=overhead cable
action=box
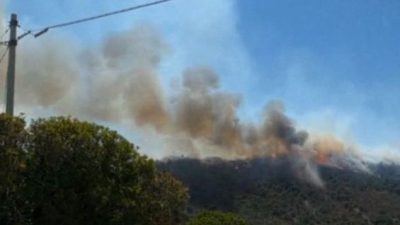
[31,0,172,37]
[1,28,9,40]
[0,47,8,65]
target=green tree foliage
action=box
[0,115,188,225]
[186,211,248,225]
[142,172,189,225]
[0,114,27,224]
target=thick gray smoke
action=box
[0,23,367,187]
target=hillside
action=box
[158,157,400,225]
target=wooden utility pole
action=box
[5,14,18,116]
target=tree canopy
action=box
[0,114,27,224]
[0,114,188,225]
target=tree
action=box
[186,211,248,225]
[1,115,188,225]
[0,113,27,224]
[140,172,189,225]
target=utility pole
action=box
[5,14,18,116]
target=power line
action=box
[0,29,32,45]
[1,28,9,40]
[0,29,9,45]
[18,26,34,38]
[31,0,172,37]
[0,47,8,65]
[17,30,32,40]
[2,1,174,115]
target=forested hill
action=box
[158,157,400,225]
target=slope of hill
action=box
[158,157,400,225]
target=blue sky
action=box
[235,1,400,148]
[4,0,400,157]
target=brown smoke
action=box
[56,25,170,127]
[0,23,366,186]
[123,68,169,130]
[16,39,80,107]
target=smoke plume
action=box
[0,22,369,187]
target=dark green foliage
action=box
[0,114,28,224]
[141,172,189,225]
[159,157,400,225]
[0,115,188,225]
[186,211,248,225]
[158,158,275,211]
[25,117,158,225]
